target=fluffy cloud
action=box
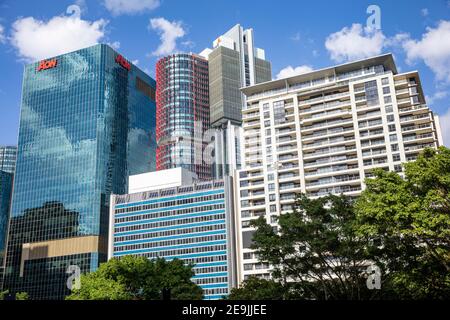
[276,65,313,79]
[103,0,160,16]
[108,41,120,50]
[325,23,386,63]
[149,17,185,56]
[438,108,450,146]
[0,24,5,43]
[402,20,450,83]
[10,14,107,62]
[426,91,448,105]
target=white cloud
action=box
[439,108,450,146]
[325,23,386,63]
[103,0,160,16]
[421,8,429,17]
[10,13,107,62]
[108,41,120,50]
[426,91,448,105]
[149,17,185,56]
[402,20,450,83]
[290,32,301,41]
[132,59,139,65]
[0,24,5,44]
[276,65,313,79]
[181,40,195,49]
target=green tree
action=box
[250,194,373,300]
[227,276,287,300]
[0,290,9,300]
[66,255,203,300]
[15,292,29,300]
[355,147,450,299]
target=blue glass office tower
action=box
[109,177,237,300]
[2,44,156,299]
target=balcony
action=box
[402,133,434,142]
[400,113,430,123]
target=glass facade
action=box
[111,178,236,300]
[156,53,211,180]
[0,170,13,265]
[2,44,156,299]
[0,146,17,174]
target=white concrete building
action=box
[235,53,443,282]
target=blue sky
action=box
[1,0,450,146]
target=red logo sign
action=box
[37,59,58,71]
[115,55,131,71]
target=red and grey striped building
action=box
[156,53,212,180]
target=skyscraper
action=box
[200,24,272,178]
[2,44,156,299]
[0,146,17,174]
[0,170,13,273]
[156,53,212,180]
[236,54,443,281]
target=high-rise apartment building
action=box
[200,24,272,177]
[0,146,17,174]
[235,54,443,281]
[2,44,157,299]
[109,169,237,300]
[156,53,212,180]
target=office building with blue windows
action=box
[1,44,156,299]
[0,146,17,174]
[109,169,237,300]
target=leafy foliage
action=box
[355,147,450,299]
[66,256,203,300]
[250,194,373,300]
[227,276,287,300]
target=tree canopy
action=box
[355,147,450,299]
[66,256,203,300]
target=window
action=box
[269,194,276,201]
[383,86,390,95]
[387,114,395,122]
[266,137,272,145]
[393,153,401,162]
[270,205,277,213]
[268,183,275,191]
[364,80,379,106]
[273,100,286,125]
[381,77,389,85]
[268,173,274,181]
[388,124,396,132]
[384,96,392,104]
[391,144,399,152]
[389,134,398,142]
[412,96,420,104]
[394,164,402,172]
[264,111,270,119]
[264,120,271,127]
[385,105,393,113]
[263,103,270,111]
[240,190,249,197]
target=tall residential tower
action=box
[236,54,443,281]
[2,44,157,299]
